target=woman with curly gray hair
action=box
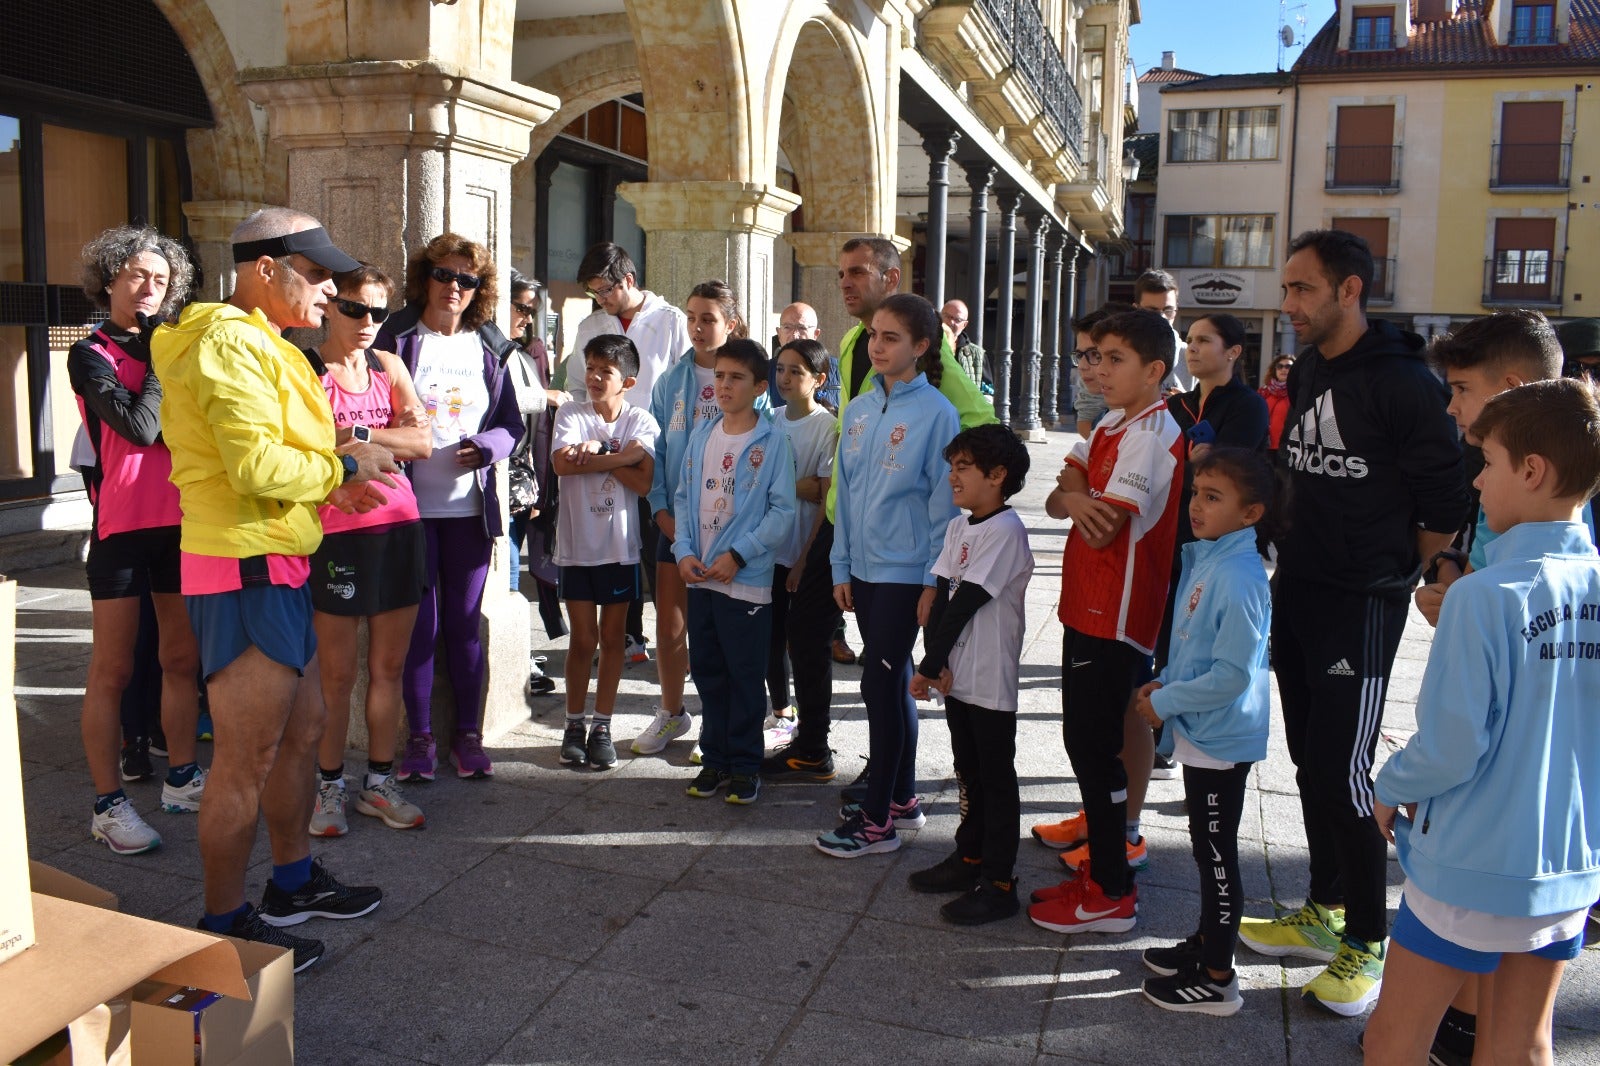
[69,224,204,856]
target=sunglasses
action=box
[429,266,482,289]
[511,301,536,315]
[1072,346,1102,367]
[332,297,391,323]
[1274,361,1293,370]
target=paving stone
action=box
[772,1011,1037,1064]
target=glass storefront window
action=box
[547,161,593,282]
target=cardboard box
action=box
[0,577,34,969]
[128,936,294,1065]
[30,861,118,911]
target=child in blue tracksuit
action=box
[672,338,795,805]
[1130,448,1276,1017]
[1365,378,1600,1064]
[816,294,960,858]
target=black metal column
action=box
[992,190,1022,426]
[1016,211,1050,434]
[1057,246,1082,425]
[920,128,961,308]
[1043,226,1067,427]
[962,161,995,355]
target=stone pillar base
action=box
[1016,426,1051,443]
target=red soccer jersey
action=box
[1058,399,1184,653]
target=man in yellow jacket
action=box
[152,207,398,972]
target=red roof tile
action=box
[1295,0,1600,72]
[1139,67,1208,83]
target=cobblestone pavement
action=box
[14,431,1600,1064]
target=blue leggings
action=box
[853,578,923,824]
[403,516,491,735]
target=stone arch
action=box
[766,7,886,234]
[148,0,274,204]
[523,41,644,165]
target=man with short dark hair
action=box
[152,207,398,971]
[1237,228,1468,1016]
[1132,268,1192,393]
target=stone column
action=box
[181,200,270,301]
[919,128,961,308]
[620,181,802,348]
[992,190,1022,426]
[963,162,996,356]
[1057,246,1082,425]
[242,62,557,745]
[1042,227,1067,428]
[1015,211,1050,440]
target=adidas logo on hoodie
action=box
[1285,390,1369,479]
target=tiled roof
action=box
[1139,66,1208,83]
[1161,72,1296,93]
[1296,0,1600,73]
[1125,130,1160,180]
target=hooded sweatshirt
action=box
[563,290,691,410]
[1278,319,1468,596]
[151,303,341,559]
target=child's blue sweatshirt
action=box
[1376,520,1600,918]
[1149,526,1271,764]
[829,372,960,587]
[671,409,796,593]
[647,351,771,518]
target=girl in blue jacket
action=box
[816,294,959,858]
[1131,448,1278,1016]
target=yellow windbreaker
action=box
[151,302,341,559]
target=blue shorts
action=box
[559,562,642,606]
[1392,897,1583,974]
[187,582,317,680]
[655,529,676,566]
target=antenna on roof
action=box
[1277,1,1308,70]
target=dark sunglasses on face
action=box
[511,301,536,315]
[1274,361,1293,370]
[429,265,482,289]
[332,297,391,323]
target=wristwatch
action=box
[1422,547,1469,584]
[352,424,372,443]
[594,439,613,455]
[340,454,359,483]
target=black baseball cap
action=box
[232,226,360,273]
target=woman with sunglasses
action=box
[303,264,431,835]
[375,234,525,781]
[1259,354,1294,462]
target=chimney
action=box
[1162,51,1176,70]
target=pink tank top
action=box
[316,351,420,534]
[75,330,181,537]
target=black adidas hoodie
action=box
[1278,319,1469,597]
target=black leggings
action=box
[767,522,842,752]
[1184,761,1253,973]
[854,578,922,824]
[1060,627,1145,897]
[948,696,1019,883]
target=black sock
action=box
[367,760,393,778]
[1435,1006,1476,1055]
[94,789,126,814]
[319,764,344,783]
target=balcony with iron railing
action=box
[1325,144,1402,191]
[1483,255,1564,307]
[1490,142,1572,190]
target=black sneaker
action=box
[941,879,1020,925]
[202,904,324,973]
[559,721,588,766]
[760,743,836,782]
[148,728,168,758]
[120,737,154,782]
[586,721,618,770]
[725,774,760,805]
[839,758,870,804]
[1143,933,1206,977]
[1142,963,1242,1016]
[908,852,983,894]
[258,860,382,928]
[1151,751,1178,780]
[686,767,730,798]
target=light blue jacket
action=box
[1150,526,1272,764]
[1376,521,1600,918]
[671,410,796,593]
[830,372,960,587]
[648,352,771,518]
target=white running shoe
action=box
[624,635,651,664]
[690,742,703,766]
[631,707,695,755]
[91,798,162,854]
[309,778,349,837]
[160,767,207,813]
[763,711,797,748]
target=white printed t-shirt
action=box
[931,507,1034,712]
[693,423,768,604]
[776,405,838,567]
[551,400,659,567]
[410,324,491,517]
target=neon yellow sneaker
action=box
[1302,937,1385,1016]
[1238,901,1346,962]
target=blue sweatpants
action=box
[853,578,923,824]
[687,588,771,776]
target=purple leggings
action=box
[403,516,491,735]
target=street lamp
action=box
[1121,150,1141,183]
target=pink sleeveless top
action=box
[75,330,181,537]
[316,351,420,534]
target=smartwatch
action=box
[594,439,613,455]
[352,424,373,444]
[339,454,359,483]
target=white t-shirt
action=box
[777,405,838,567]
[930,508,1034,712]
[691,364,720,426]
[1174,734,1235,771]
[1402,879,1587,954]
[410,325,492,517]
[551,400,659,567]
[693,423,768,605]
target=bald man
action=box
[941,299,986,388]
[770,301,840,409]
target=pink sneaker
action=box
[452,731,493,779]
[397,732,436,782]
